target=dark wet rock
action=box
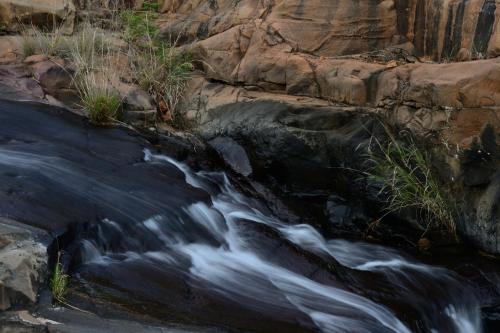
[462,124,500,187]
[122,109,157,126]
[199,100,376,195]
[208,137,252,176]
[325,195,370,236]
[0,98,210,232]
[191,94,500,253]
[196,100,382,236]
[0,308,221,333]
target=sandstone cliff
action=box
[160,0,500,253]
[160,0,500,61]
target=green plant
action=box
[20,33,37,57]
[51,253,69,303]
[133,42,192,120]
[66,24,111,73]
[142,0,160,11]
[367,136,456,235]
[76,71,122,124]
[119,2,193,124]
[120,9,159,44]
[19,25,68,57]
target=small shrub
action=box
[120,4,192,123]
[120,9,159,44]
[133,42,192,120]
[51,254,69,303]
[368,136,456,235]
[142,0,160,11]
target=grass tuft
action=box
[367,135,456,236]
[120,6,193,123]
[19,25,67,58]
[51,253,69,303]
[18,4,192,127]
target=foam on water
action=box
[77,149,482,333]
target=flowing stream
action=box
[0,99,490,333]
[76,149,482,333]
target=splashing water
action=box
[77,149,482,333]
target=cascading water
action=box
[76,149,482,333]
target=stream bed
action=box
[0,99,499,333]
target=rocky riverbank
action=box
[0,0,499,331]
[167,0,500,253]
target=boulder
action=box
[23,54,48,64]
[119,84,155,112]
[376,58,500,109]
[115,82,157,126]
[0,63,45,101]
[30,58,78,106]
[0,0,76,34]
[208,136,252,176]
[0,36,20,63]
[0,218,48,311]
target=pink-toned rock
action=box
[376,58,500,109]
[0,36,20,62]
[285,54,318,97]
[160,0,499,61]
[30,59,78,106]
[316,60,385,106]
[23,55,49,64]
[0,0,76,34]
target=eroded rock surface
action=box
[165,0,499,253]
[160,0,500,62]
[0,0,76,34]
[0,219,47,311]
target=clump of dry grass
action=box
[75,70,122,124]
[66,24,108,69]
[18,2,193,127]
[131,41,192,120]
[67,29,123,124]
[121,4,193,123]
[20,23,123,124]
[20,25,66,57]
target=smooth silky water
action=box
[74,149,482,333]
[0,99,495,333]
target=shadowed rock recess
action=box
[161,0,500,252]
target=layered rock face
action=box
[160,0,500,109]
[160,0,500,61]
[161,1,500,252]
